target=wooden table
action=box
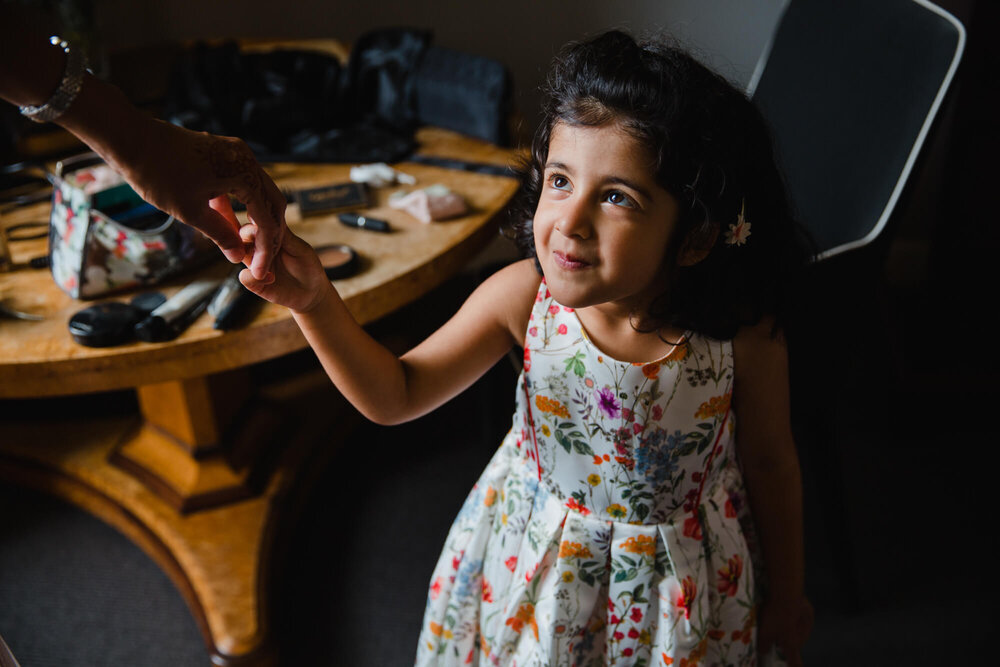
[0,127,520,665]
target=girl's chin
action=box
[540,277,593,309]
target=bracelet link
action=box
[19,36,88,123]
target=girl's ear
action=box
[678,222,719,266]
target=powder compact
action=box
[68,291,167,347]
[315,244,360,280]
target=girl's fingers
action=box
[239,223,256,243]
[238,267,272,294]
[239,169,287,281]
[238,221,274,283]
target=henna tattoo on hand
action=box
[199,136,267,213]
[264,172,284,231]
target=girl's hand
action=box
[236,224,333,314]
[758,596,813,667]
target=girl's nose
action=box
[555,199,593,240]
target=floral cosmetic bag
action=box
[49,160,215,299]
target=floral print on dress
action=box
[416,279,774,667]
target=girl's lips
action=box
[553,251,590,270]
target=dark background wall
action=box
[93,0,788,133]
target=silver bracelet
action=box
[19,36,88,123]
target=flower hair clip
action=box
[725,199,751,246]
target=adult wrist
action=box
[55,73,150,173]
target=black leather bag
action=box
[415,45,512,146]
[164,29,513,164]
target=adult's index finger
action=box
[194,197,244,264]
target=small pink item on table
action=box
[388,185,468,222]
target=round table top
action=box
[0,127,521,397]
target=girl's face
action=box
[533,121,680,317]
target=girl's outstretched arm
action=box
[732,321,813,666]
[241,227,539,425]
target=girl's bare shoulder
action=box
[474,258,542,343]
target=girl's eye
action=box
[548,174,570,190]
[605,190,636,208]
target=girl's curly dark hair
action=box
[507,30,813,339]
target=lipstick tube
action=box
[338,212,390,232]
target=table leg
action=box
[0,368,352,666]
[109,370,281,514]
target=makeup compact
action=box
[69,302,144,347]
[68,292,167,347]
[315,244,359,280]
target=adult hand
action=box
[110,116,286,281]
[758,595,813,667]
[0,14,287,281]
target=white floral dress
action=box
[416,279,766,667]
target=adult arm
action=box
[732,320,813,666]
[0,6,285,280]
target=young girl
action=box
[239,30,812,667]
